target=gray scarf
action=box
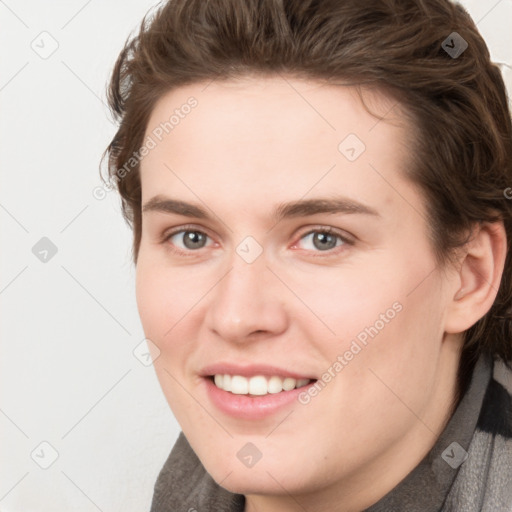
[150,353,512,511]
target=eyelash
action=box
[160,224,354,258]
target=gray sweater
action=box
[150,353,512,511]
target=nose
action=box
[204,251,289,344]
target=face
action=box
[136,76,461,507]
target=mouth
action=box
[207,374,317,397]
[202,373,318,420]
[199,362,319,418]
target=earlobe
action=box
[444,221,507,334]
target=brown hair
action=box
[102,0,512,402]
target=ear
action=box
[444,220,507,334]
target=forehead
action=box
[144,75,408,152]
[140,76,421,222]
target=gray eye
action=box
[172,230,209,250]
[313,232,338,250]
[300,231,343,251]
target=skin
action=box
[135,76,506,512]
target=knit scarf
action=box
[150,352,512,511]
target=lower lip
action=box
[203,377,317,420]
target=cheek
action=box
[135,256,200,339]
[282,258,405,343]
[135,257,209,395]
[135,265,168,337]
[135,261,197,412]
[292,254,444,379]
[335,277,446,427]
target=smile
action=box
[212,374,313,396]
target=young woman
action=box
[103,0,512,510]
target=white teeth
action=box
[230,375,249,394]
[212,374,312,395]
[282,377,296,391]
[268,376,283,394]
[248,376,268,395]
[223,374,231,392]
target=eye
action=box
[293,228,352,254]
[162,227,214,254]
[161,225,353,257]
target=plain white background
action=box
[0,1,511,511]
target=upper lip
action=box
[200,362,317,380]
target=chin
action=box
[214,473,290,496]
[205,456,311,496]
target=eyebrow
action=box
[142,195,380,223]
